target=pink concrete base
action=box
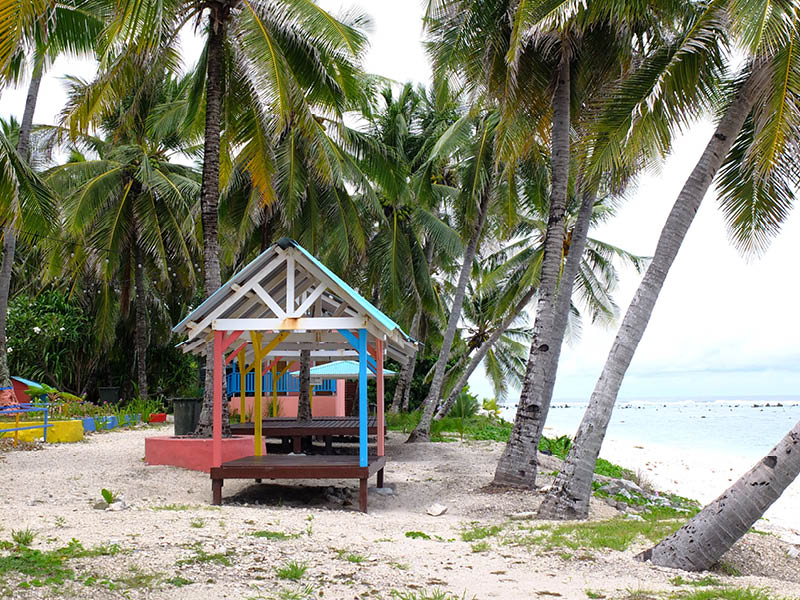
[145,435,266,473]
[228,395,340,419]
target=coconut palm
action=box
[0,129,55,403]
[639,418,800,571]
[435,194,648,419]
[0,0,102,404]
[488,0,720,489]
[537,0,800,519]
[47,73,200,401]
[407,107,512,442]
[89,0,371,434]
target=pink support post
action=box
[376,339,385,457]
[212,330,224,469]
[335,379,346,416]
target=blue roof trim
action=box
[290,240,411,341]
[11,376,41,387]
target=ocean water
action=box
[500,396,800,462]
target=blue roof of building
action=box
[291,360,398,379]
[11,376,41,388]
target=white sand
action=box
[1,425,799,600]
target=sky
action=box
[2,1,799,403]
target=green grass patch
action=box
[0,538,122,589]
[275,561,308,581]
[585,590,606,599]
[177,543,234,567]
[335,549,366,563]
[391,590,465,600]
[461,523,503,542]
[512,515,685,552]
[670,576,723,587]
[152,503,192,511]
[470,541,490,553]
[676,589,783,600]
[405,531,432,540]
[251,530,298,540]
[166,575,193,587]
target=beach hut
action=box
[171,238,416,512]
[11,376,41,404]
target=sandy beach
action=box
[542,424,800,535]
[1,425,799,600]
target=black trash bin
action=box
[172,397,203,435]
[98,386,120,404]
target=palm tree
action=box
[0,0,101,404]
[639,419,800,571]
[537,1,800,519]
[0,130,56,404]
[407,108,508,442]
[435,195,647,419]
[92,0,371,434]
[48,74,199,401]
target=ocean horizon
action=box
[500,394,800,463]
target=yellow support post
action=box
[250,331,264,457]
[272,363,278,417]
[238,354,247,424]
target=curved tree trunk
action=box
[391,310,421,413]
[0,64,43,404]
[536,69,763,520]
[638,419,800,571]
[194,13,229,437]
[492,52,572,487]
[407,188,491,442]
[133,237,148,400]
[435,286,537,419]
[297,349,311,421]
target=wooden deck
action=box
[210,454,386,512]
[230,417,378,453]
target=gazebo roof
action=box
[173,239,416,363]
[291,360,398,381]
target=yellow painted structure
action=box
[0,419,84,443]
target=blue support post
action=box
[358,328,368,467]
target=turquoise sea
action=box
[501,396,800,462]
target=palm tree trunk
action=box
[0,63,43,404]
[195,12,229,436]
[638,419,800,571]
[492,52,572,488]
[435,286,537,419]
[391,310,421,413]
[133,238,148,400]
[407,188,491,442]
[297,349,311,421]
[535,68,763,520]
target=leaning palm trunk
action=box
[407,189,491,442]
[638,419,800,570]
[536,69,763,519]
[391,310,421,413]
[194,15,229,437]
[492,54,572,487]
[435,287,537,419]
[133,238,148,400]
[297,349,312,421]
[0,66,43,403]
